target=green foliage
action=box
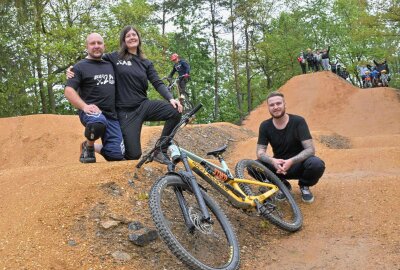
[0,0,399,120]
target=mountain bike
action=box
[162,76,193,112]
[136,104,303,270]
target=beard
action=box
[88,50,103,60]
[269,108,286,119]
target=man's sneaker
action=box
[80,141,96,163]
[300,186,314,203]
[153,150,171,165]
[276,181,292,201]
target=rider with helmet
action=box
[168,53,191,101]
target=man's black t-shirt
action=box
[66,58,117,119]
[103,52,172,110]
[257,114,312,160]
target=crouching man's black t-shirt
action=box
[257,114,312,160]
[66,58,117,119]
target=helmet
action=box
[365,70,370,74]
[170,53,178,61]
[381,69,386,74]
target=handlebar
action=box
[136,103,203,168]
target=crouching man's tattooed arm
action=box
[289,139,315,164]
[256,144,274,166]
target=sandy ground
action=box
[0,71,399,269]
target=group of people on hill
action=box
[64,27,325,206]
[358,60,390,88]
[297,47,331,74]
[297,46,349,81]
[297,46,348,80]
[297,47,392,88]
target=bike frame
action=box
[164,76,183,98]
[137,103,301,238]
[175,147,279,210]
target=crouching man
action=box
[256,91,325,203]
[64,33,125,163]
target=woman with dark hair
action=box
[103,26,182,163]
[68,26,182,163]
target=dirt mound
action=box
[0,72,399,269]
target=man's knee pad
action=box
[85,122,106,141]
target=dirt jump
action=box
[0,71,399,269]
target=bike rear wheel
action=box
[149,175,240,270]
[235,159,303,232]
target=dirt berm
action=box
[0,71,399,269]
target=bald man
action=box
[64,33,125,163]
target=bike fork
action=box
[174,186,196,233]
[181,152,212,223]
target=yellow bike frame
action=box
[180,147,279,210]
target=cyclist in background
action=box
[168,53,191,101]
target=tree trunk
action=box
[47,60,56,113]
[244,24,251,113]
[34,0,48,113]
[230,0,242,122]
[210,0,219,120]
[36,59,48,114]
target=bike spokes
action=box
[149,176,240,269]
[235,159,303,232]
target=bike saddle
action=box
[206,145,227,157]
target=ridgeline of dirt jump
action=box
[0,71,399,269]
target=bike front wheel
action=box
[149,175,240,270]
[235,159,303,232]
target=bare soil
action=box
[0,71,399,269]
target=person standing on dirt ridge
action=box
[64,33,125,163]
[297,51,307,74]
[321,46,331,71]
[255,91,325,203]
[305,48,314,72]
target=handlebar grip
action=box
[136,151,154,168]
[136,158,146,168]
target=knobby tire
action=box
[235,159,303,232]
[149,175,240,270]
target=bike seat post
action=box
[218,155,227,169]
[218,155,234,179]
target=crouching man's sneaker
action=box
[300,186,314,203]
[80,141,96,163]
[153,150,171,165]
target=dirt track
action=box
[0,71,399,269]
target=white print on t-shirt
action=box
[117,60,132,66]
[175,63,182,71]
[94,74,115,85]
